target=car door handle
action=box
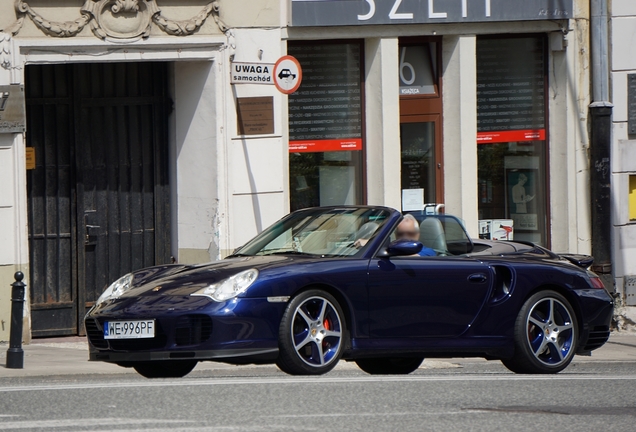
[468,273,487,283]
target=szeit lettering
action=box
[358,0,492,21]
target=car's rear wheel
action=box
[502,290,578,374]
[355,357,424,375]
[133,360,197,378]
[276,290,345,375]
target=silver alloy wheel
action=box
[525,297,575,367]
[290,296,343,367]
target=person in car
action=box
[396,214,436,256]
[354,214,436,256]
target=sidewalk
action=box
[0,332,634,378]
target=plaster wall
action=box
[442,35,479,238]
[610,3,636,292]
[224,28,287,255]
[548,20,592,254]
[364,37,401,211]
[173,61,222,264]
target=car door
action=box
[367,255,491,338]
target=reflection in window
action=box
[478,142,547,245]
[290,151,363,210]
[401,122,436,204]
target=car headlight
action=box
[191,269,259,302]
[96,273,134,306]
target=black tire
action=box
[276,290,346,375]
[133,360,197,378]
[355,357,424,375]
[502,290,578,374]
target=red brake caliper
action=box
[323,318,331,351]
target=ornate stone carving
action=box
[0,11,24,69]
[82,0,155,40]
[153,2,226,36]
[111,0,140,14]
[10,0,228,40]
[0,32,12,70]
[15,1,92,38]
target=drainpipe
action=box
[589,0,613,291]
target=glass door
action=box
[400,115,441,207]
[399,38,443,212]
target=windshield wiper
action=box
[226,253,252,258]
[260,250,321,257]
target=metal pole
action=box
[589,0,613,290]
[5,271,25,369]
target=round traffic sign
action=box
[273,55,302,94]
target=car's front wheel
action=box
[355,357,424,375]
[502,290,578,374]
[133,360,197,378]
[276,290,345,375]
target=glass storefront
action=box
[476,36,549,245]
[287,42,364,211]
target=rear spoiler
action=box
[560,254,594,269]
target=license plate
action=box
[103,320,155,339]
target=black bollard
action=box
[6,271,26,369]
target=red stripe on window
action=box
[289,138,363,153]
[477,129,546,144]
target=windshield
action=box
[232,208,392,258]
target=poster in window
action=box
[506,169,538,230]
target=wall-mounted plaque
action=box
[236,97,274,135]
[628,74,636,136]
[0,85,26,134]
[25,147,36,170]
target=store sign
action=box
[231,62,275,85]
[0,85,26,134]
[291,0,573,27]
[476,37,546,144]
[288,43,363,153]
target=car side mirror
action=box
[384,240,423,257]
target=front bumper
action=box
[85,296,286,363]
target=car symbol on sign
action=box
[278,69,296,81]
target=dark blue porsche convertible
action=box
[85,206,614,378]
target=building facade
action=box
[0,0,595,340]
[610,0,636,309]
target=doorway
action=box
[26,62,172,337]
[399,38,443,209]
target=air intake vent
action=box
[489,265,514,303]
[175,315,213,346]
[85,319,108,349]
[583,325,610,351]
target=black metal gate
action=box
[26,62,171,337]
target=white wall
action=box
[611,2,636,295]
[364,37,401,210]
[442,35,479,238]
[548,25,592,255]
[172,61,223,264]
[226,28,288,253]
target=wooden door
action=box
[26,62,171,337]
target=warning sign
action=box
[273,56,302,94]
[231,62,275,85]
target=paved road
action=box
[0,359,635,431]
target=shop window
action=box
[476,36,549,246]
[288,42,364,211]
